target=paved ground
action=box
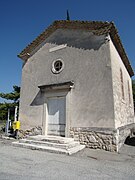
[0,137,135,180]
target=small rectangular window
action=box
[120,69,124,100]
[128,80,131,105]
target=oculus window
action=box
[52,59,64,74]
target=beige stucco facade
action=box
[19,21,134,151]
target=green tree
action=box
[0,86,20,121]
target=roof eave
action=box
[109,22,134,77]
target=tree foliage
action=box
[0,86,20,121]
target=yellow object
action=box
[16,121,20,130]
[12,121,21,130]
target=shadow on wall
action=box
[30,90,45,106]
[45,29,106,51]
[125,136,135,146]
[22,29,107,69]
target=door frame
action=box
[47,95,66,136]
[42,89,71,137]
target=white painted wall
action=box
[109,37,134,128]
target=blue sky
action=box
[0,0,135,98]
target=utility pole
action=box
[5,109,10,135]
[14,106,18,122]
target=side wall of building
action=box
[110,37,134,128]
[109,37,135,148]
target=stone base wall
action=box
[19,126,42,138]
[70,124,135,152]
[70,127,117,152]
[18,123,135,152]
[117,123,135,150]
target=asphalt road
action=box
[0,138,135,180]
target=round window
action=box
[52,59,64,74]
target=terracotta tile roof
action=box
[18,20,134,77]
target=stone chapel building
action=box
[18,20,134,151]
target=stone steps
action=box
[28,135,75,144]
[18,139,80,149]
[12,135,85,155]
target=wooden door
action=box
[47,96,66,136]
